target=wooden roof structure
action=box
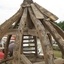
[0,0,64,64]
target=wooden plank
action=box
[13,8,27,64]
[23,46,35,48]
[21,54,32,64]
[23,50,35,51]
[7,29,38,36]
[34,3,58,21]
[0,7,23,39]
[4,35,12,59]
[31,4,44,19]
[28,7,54,64]
[50,21,64,39]
[42,20,64,58]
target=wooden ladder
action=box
[22,35,37,57]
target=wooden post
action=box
[33,36,38,57]
[4,35,11,59]
[13,8,27,64]
[4,18,20,59]
[42,20,64,58]
[47,33,53,47]
[50,21,64,39]
[29,8,54,64]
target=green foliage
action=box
[56,21,64,30]
[54,50,62,58]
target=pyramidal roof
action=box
[0,0,64,64]
[0,0,58,38]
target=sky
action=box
[0,0,64,25]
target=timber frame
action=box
[0,0,64,64]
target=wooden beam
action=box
[0,7,23,39]
[34,3,58,21]
[4,35,12,59]
[29,7,54,64]
[13,8,27,64]
[7,29,38,36]
[4,20,20,59]
[42,20,64,58]
[47,33,53,47]
[33,36,38,57]
[50,21,64,39]
[21,54,32,64]
[31,4,44,19]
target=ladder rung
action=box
[23,50,35,51]
[23,46,35,48]
[23,52,36,57]
[23,42,35,44]
[23,38,34,40]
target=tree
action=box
[56,21,64,30]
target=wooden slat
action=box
[23,50,35,51]
[23,42,35,44]
[28,7,54,64]
[0,7,23,39]
[23,38,34,40]
[13,8,27,64]
[23,46,35,48]
[34,3,58,21]
[21,54,32,64]
[31,4,44,19]
[50,21,64,39]
[42,20,64,58]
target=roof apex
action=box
[23,0,33,4]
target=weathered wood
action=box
[23,0,33,4]
[29,7,54,64]
[34,3,58,21]
[0,7,23,39]
[47,33,53,47]
[7,29,38,36]
[4,35,12,59]
[33,36,38,57]
[13,8,27,64]
[31,4,44,19]
[42,20,64,58]
[4,19,20,59]
[21,54,32,64]
[50,21,64,39]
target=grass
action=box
[53,50,62,58]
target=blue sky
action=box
[0,0,64,25]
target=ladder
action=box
[22,35,37,57]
